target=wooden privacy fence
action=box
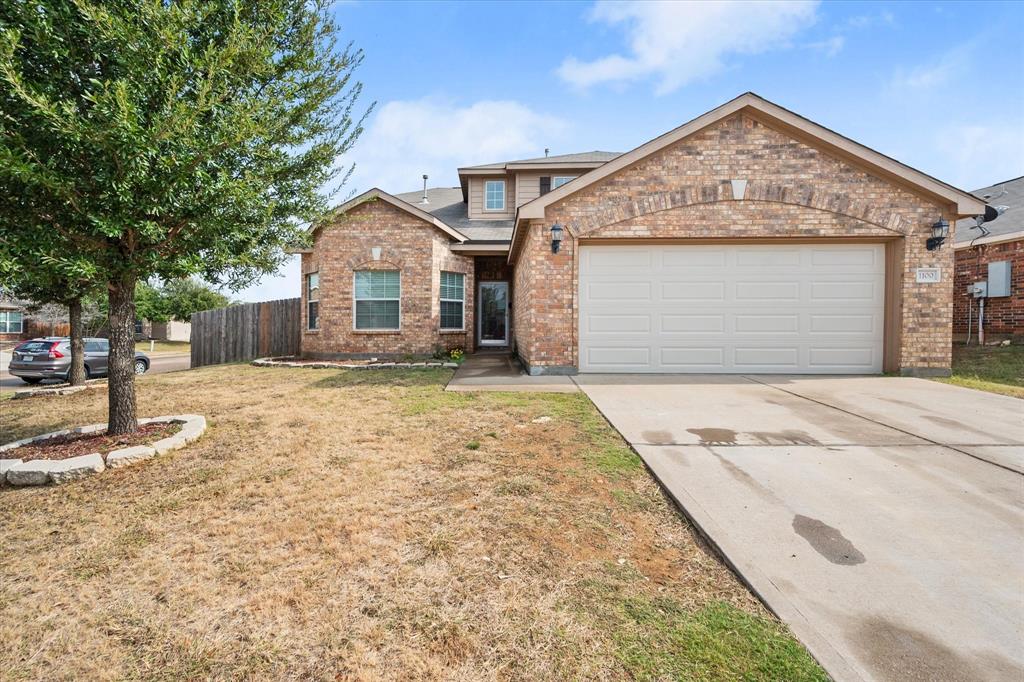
[191,298,300,368]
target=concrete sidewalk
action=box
[445,353,577,392]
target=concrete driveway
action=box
[575,375,1024,682]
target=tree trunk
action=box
[67,299,86,386]
[107,277,138,435]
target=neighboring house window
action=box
[0,311,23,333]
[354,270,400,330]
[307,272,320,330]
[484,180,505,210]
[440,272,465,330]
[134,319,144,335]
[552,176,576,189]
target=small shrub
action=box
[465,440,480,450]
[450,348,465,362]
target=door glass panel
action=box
[480,283,508,344]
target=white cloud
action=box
[557,0,819,94]
[806,35,844,57]
[345,98,566,193]
[936,122,1024,190]
[890,48,969,90]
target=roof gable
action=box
[517,93,986,222]
[313,188,467,243]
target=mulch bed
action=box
[13,423,180,462]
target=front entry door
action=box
[478,282,509,346]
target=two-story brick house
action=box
[296,93,987,376]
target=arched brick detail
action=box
[345,251,406,270]
[573,181,906,237]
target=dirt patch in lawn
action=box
[0,365,825,680]
[12,422,179,461]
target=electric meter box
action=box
[987,261,1011,298]
[969,281,987,298]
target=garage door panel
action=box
[586,314,651,333]
[808,347,878,368]
[810,314,877,334]
[579,244,885,374]
[661,314,725,333]
[734,315,800,333]
[662,248,727,267]
[809,246,881,268]
[662,281,726,300]
[810,281,877,302]
[736,249,802,267]
[587,281,652,301]
[660,347,725,367]
[586,347,650,367]
[735,281,801,301]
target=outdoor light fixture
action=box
[550,223,564,253]
[926,218,949,251]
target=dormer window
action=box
[485,180,506,211]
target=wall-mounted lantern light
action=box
[926,218,949,251]
[550,224,564,253]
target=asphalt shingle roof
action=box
[460,151,621,170]
[955,176,1024,244]
[394,187,513,241]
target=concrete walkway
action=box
[576,374,1024,682]
[446,353,577,392]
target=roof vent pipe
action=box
[421,174,429,204]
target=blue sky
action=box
[238,0,1024,301]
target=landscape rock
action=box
[48,453,105,484]
[0,458,23,484]
[7,460,62,486]
[106,445,157,468]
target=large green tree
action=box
[0,0,370,433]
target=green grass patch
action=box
[465,440,480,450]
[608,598,828,681]
[935,343,1024,398]
[545,394,643,478]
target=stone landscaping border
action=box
[13,378,107,400]
[1,414,206,487]
[252,357,458,370]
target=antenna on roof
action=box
[544,148,549,157]
[421,174,429,204]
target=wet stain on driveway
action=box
[686,427,738,445]
[792,514,866,565]
[641,429,674,445]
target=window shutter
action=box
[539,176,551,195]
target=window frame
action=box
[0,311,23,334]
[484,179,506,211]
[552,176,577,189]
[306,272,320,331]
[353,270,401,331]
[439,271,465,331]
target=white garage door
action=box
[579,244,885,374]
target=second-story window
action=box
[485,180,505,211]
[552,176,577,189]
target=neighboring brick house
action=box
[0,299,26,342]
[953,176,1023,341]
[298,93,988,376]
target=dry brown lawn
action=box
[1,365,825,681]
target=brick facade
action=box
[300,198,475,359]
[512,113,955,376]
[954,238,1023,339]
